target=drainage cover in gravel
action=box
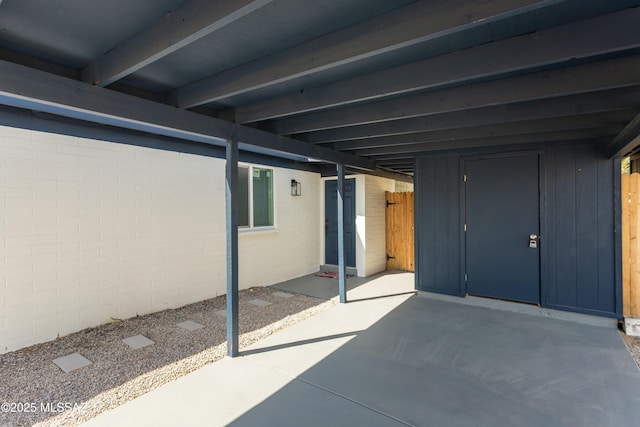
[272,291,294,299]
[176,320,205,331]
[248,299,272,307]
[122,334,155,349]
[52,353,92,373]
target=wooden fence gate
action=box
[622,174,640,317]
[386,192,414,272]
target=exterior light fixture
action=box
[291,179,301,196]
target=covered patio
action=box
[2,0,640,356]
[82,272,640,426]
[1,1,640,424]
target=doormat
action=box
[314,271,354,279]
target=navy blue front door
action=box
[325,179,356,267]
[465,154,540,304]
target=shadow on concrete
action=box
[229,296,640,426]
[270,270,415,301]
[240,330,365,356]
[348,290,417,303]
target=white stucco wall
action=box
[0,125,320,353]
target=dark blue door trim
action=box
[325,178,356,267]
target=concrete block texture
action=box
[0,124,321,353]
[52,353,92,373]
[624,317,640,337]
[122,335,155,349]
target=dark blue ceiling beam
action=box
[332,112,631,151]
[365,131,611,158]
[269,54,640,135]
[299,87,640,144]
[82,0,273,87]
[0,104,323,174]
[168,0,558,109]
[350,168,412,183]
[373,154,417,161]
[373,161,415,167]
[318,164,413,182]
[0,59,375,170]
[229,8,640,124]
[607,113,640,158]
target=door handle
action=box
[529,234,538,240]
[529,233,539,249]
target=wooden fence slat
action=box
[408,192,414,271]
[622,174,631,316]
[386,191,414,272]
[623,173,640,317]
[630,173,640,316]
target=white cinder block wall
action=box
[355,175,367,276]
[363,175,396,276]
[0,125,320,353]
[238,167,321,288]
[322,175,395,277]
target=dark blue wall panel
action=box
[415,142,619,317]
[552,145,579,307]
[549,144,616,314]
[415,155,462,296]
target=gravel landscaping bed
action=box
[621,332,640,370]
[0,288,333,427]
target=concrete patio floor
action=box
[82,272,640,426]
[269,269,417,301]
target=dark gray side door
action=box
[465,154,540,304]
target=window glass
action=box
[252,167,274,227]
[235,166,274,228]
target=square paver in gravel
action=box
[52,353,92,373]
[248,298,272,307]
[272,291,293,299]
[122,334,155,349]
[176,320,205,331]
[214,309,227,317]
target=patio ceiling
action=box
[1,0,640,177]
